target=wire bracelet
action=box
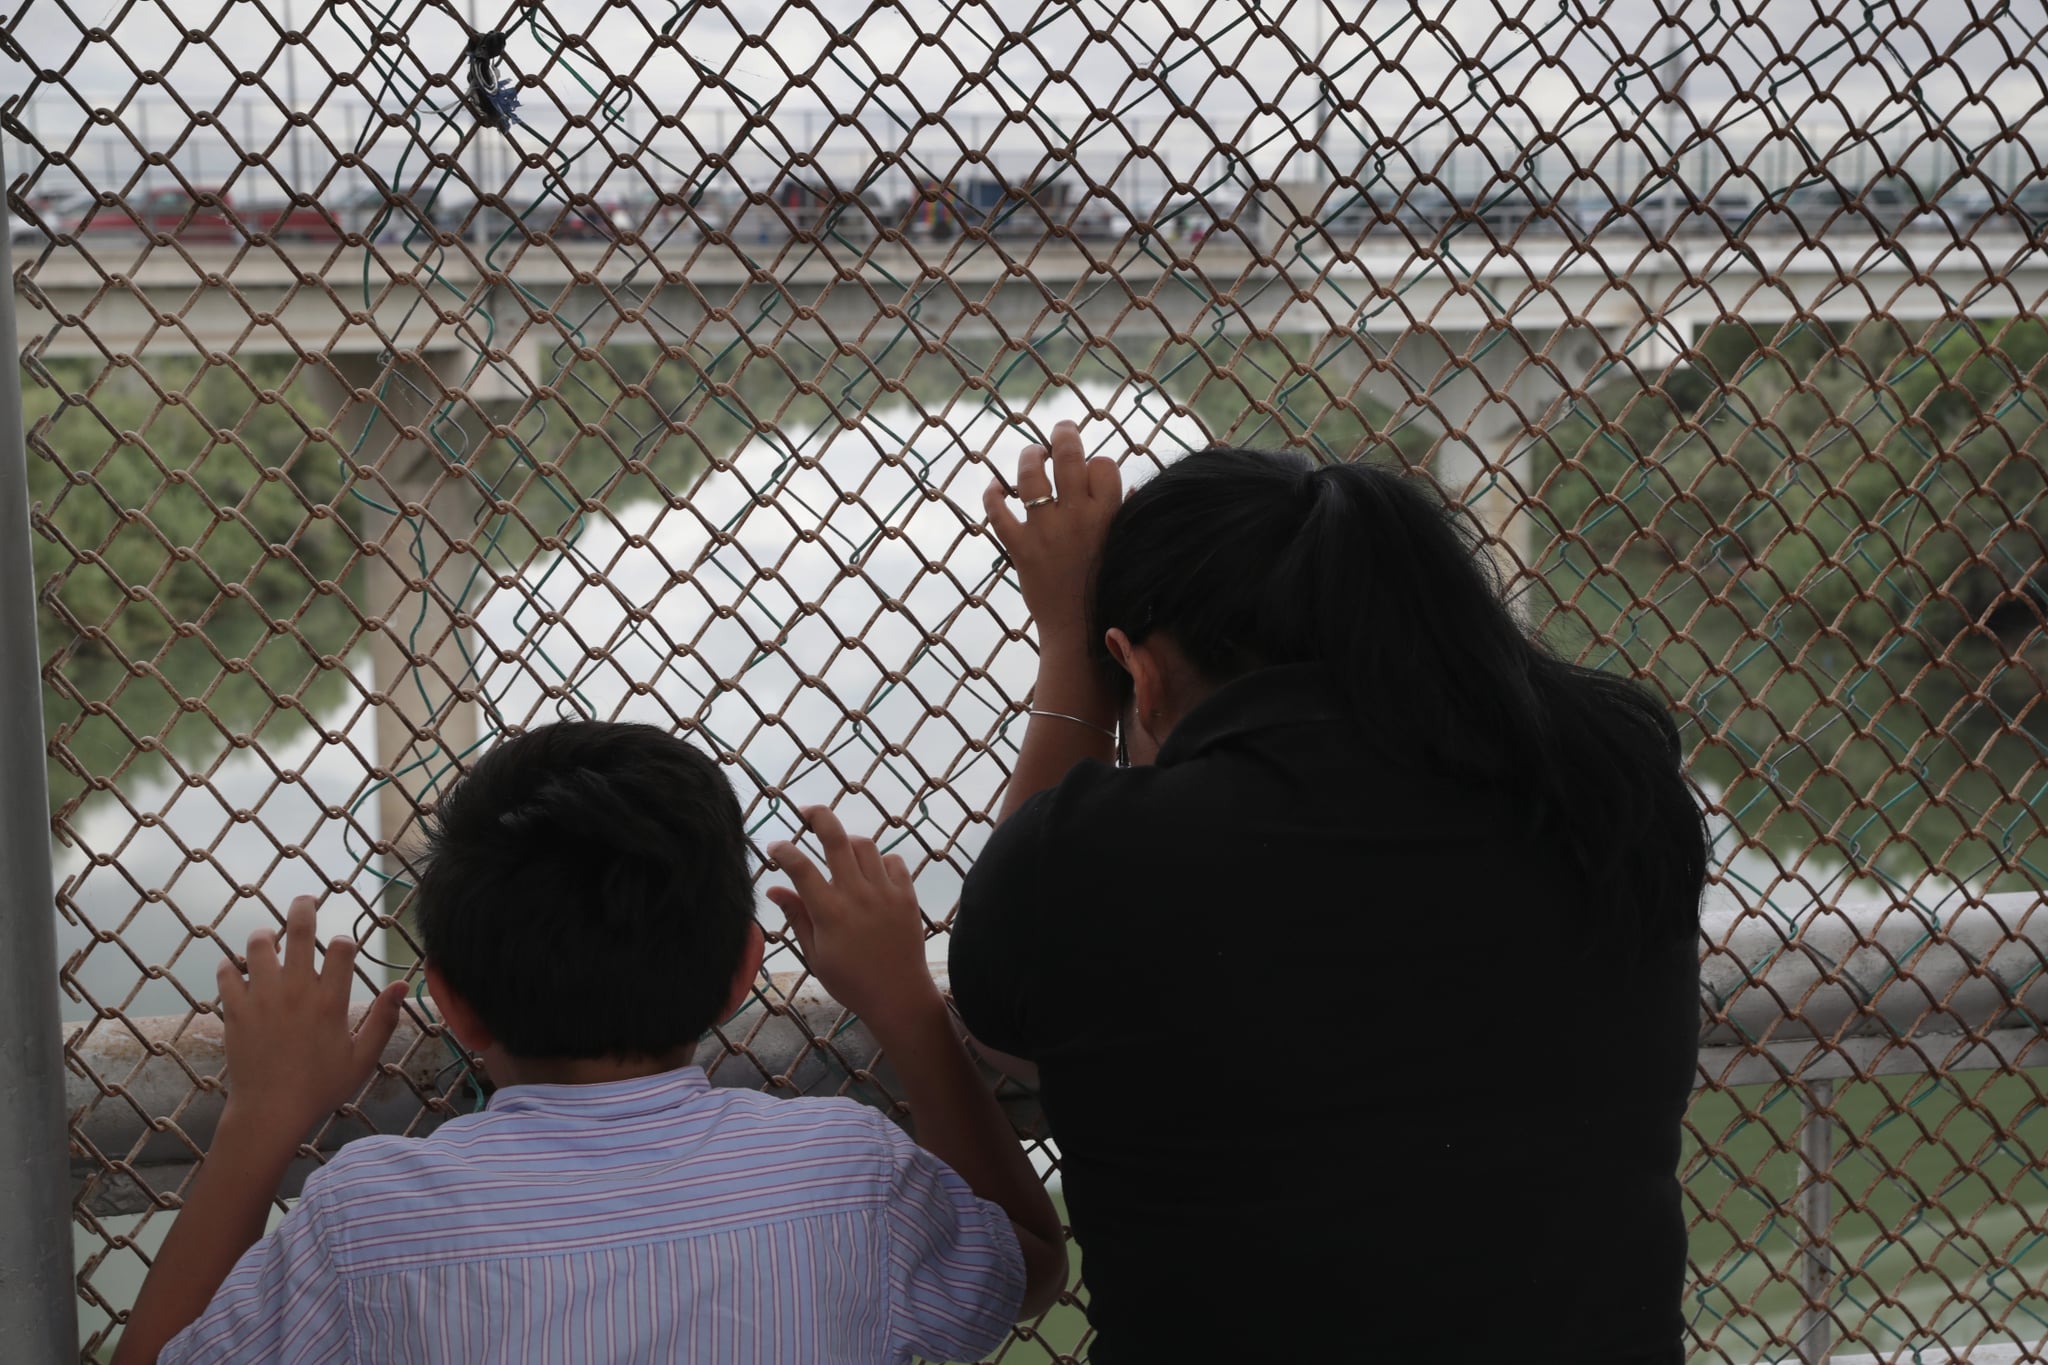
[1026,707,1116,739]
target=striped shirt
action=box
[159,1068,1025,1364]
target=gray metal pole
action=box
[284,0,305,192]
[1795,1078,1835,1364]
[0,137,81,1361]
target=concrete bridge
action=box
[15,222,2046,921]
[38,227,2048,1042]
[18,224,2047,376]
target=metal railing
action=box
[4,1,2046,1359]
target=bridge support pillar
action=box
[309,348,504,944]
[1359,323,1617,606]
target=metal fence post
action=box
[1796,1078,1836,1364]
[0,138,82,1360]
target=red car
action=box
[80,187,340,243]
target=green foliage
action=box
[25,356,362,806]
[1685,1070,2048,1347]
[1528,317,2048,889]
[25,320,2043,895]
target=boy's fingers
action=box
[981,479,1023,550]
[350,980,408,1075]
[283,895,320,979]
[881,852,912,890]
[322,936,359,998]
[1047,420,1085,494]
[767,839,830,910]
[245,923,282,984]
[764,886,814,955]
[852,836,886,884]
[799,805,858,881]
[214,954,246,1013]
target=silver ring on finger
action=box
[1023,495,1056,509]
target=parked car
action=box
[1914,179,2048,239]
[337,185,478,246]
[10,189,92,243]
[2008,182,2048,235]
[1759,175,1927,239]
[724,176,879,247]
[79,186,339,242]
[350,184,622,250]
[1919,180,1998,237]
[1486,181,1580,238]
[610,189,709,245]
[490,194,620,244]
[1371,181,1572,244]
[1572,185,1764,239]
[894,176,1124,245]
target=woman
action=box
[950,423,1706,1363]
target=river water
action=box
[51,366,1864,1026]
[50,375,1927,1352]
[51,382,1207,1022]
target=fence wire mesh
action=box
[5,0,2048,1358]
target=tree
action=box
[1528,316,2048,890]
[25,356,362,810]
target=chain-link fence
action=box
[4,0,2046,1359]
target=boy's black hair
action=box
[1090,448,1708,955]
[412,720,756,1059]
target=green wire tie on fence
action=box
[326,0,1282,923]
[253,6,2048,1159]
[179,2,2048,1334]
[322,0,1047,959]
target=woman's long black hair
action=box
[1090,447,1707,948]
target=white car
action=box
[9,191,92,246]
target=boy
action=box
[116,720,1065,1364]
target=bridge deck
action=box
[16,229,2047,363]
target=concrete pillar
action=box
[306,349,505,938]
[1424,324,1615,606]
[1346,326,1543,597]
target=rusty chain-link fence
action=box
[5,0,2048,1358]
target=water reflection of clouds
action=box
[56,384,1199,1020]
[472,384,1194,948]
[54,691,385,1022]
[50,372,1968,1025]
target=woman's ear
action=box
[717,922,767,1025]
[1105,627,1167,740]
[1105,626,1136,673]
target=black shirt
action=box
[950,665,1699,1363]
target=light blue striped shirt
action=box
[159,1068,1025,1364]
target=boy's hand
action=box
[765,806,943,1038]
[981,419,1121,637]
[216,895,408,1139]
[114,900,407,1365]
[768,808,1070,1319]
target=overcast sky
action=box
[8,0,2045,203]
